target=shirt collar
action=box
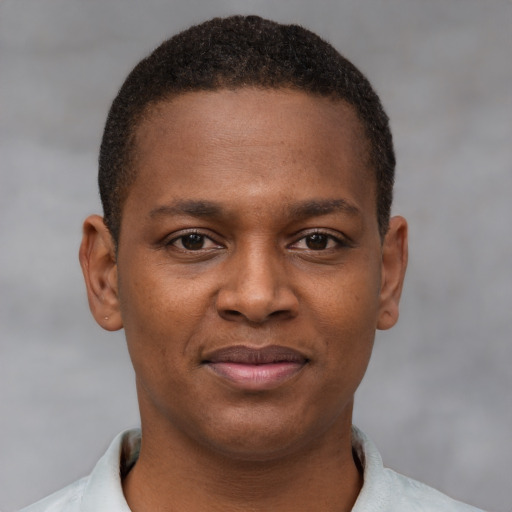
[79,426,385,511]
[80,429,140,512]
[351,425,392,511]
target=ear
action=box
[79,215,123,331]
[377,215,408,330]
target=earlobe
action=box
[377,216,408,331]
[79,215,123,331]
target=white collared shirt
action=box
[20,427,484,512]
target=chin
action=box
[191,404,346,463]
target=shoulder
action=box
[351,426,485,512]
[18,477,87,512]
[382,468,485,512]
[18,429,140,512]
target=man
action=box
[21,15,483,512]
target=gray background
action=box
[1,1,511,510]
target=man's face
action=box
[111,89,403,460]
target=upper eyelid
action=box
[165,233,224,253]
[290,234,344,247]
[289,228,349,242]
[287,229,355,252]
[166,228,221,243]
[162,227,350,246]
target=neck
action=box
[123,413,363,512]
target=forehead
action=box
[140,87,368,149]
[135,89,370,172]
[127,88,375,218]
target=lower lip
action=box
[205,362,305,391]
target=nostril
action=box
[269,309,288,318]
[216,285,300,324]
[225,310,243,317]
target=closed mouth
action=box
[202,345,309,391]
[203,345,308,365]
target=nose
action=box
[216,245,299,324]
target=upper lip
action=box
[203,345,308,365]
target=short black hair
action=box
[99,15,395,244]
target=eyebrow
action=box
[149,198,360,220]
[288,199,361,219]
[150,200,224,219]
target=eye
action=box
[290,231,347,251]
[169,232,220,251]
[304,233,331,250]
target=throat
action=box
[122,434,363,512]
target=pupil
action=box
[306,234,328,250]
[182,234,204,250]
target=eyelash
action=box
[289,230,350,251]
[166,230,222,251]
[165,229,350,253]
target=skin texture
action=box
[79,88,408,512]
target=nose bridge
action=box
[217,237,297,323]
[239,242,278,298]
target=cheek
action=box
[119,259,209,334]
[118,271,202,402]
[305,263,381,334]
[303,264,380,377]
[117,272,187,380]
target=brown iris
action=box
[181,234,205,250]
[305,234,329,250]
